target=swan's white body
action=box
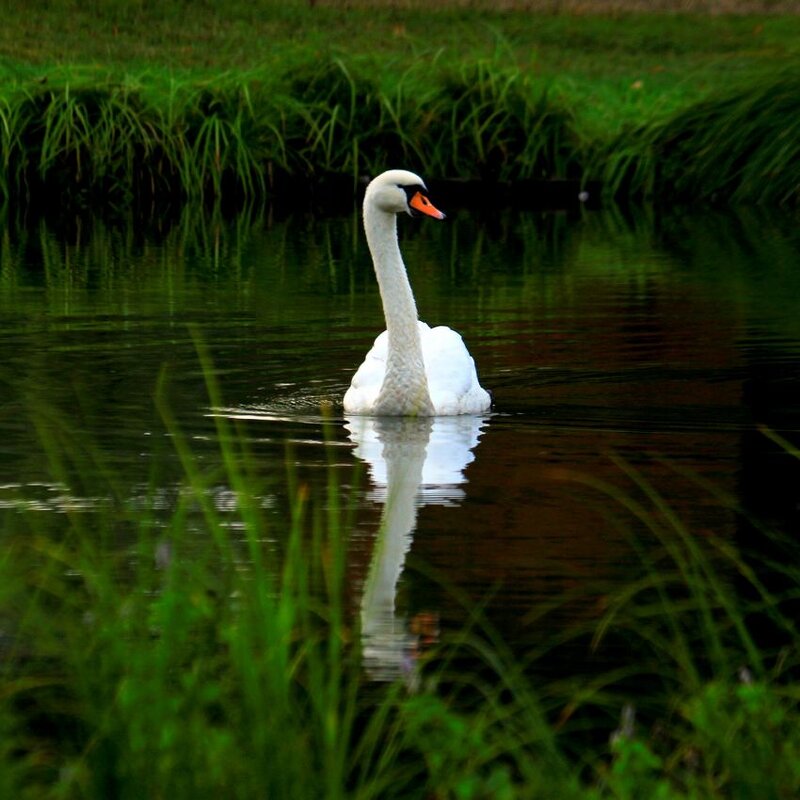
[344,169,491,416]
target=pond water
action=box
[1,201,799,681]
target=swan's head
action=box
[364,169,446,220]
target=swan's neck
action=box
[364,204,433,415]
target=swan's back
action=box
[344,321,490,415]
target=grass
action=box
[601,71,800,204]
[2,62,799,208]
[1,343,800,798]
[0,1,799,206]
[0,61,585,204]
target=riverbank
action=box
[1,1,799,207]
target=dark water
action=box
[2,204,799,680]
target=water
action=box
[2,204,799,680]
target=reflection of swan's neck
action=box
[348,415,485,683]
[360,419,432,682]
[360,420,430,633]
[364,203,433,415]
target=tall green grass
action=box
[2,60,798,209]
[3,0,800,208]
[601,72,800,206]
[2,340,800,797]
[0,80,272,206]
[0,61,582,205]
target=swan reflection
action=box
[345,415,487,683]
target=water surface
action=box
[2,203,799,678]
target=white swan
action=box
[343,169,491,416]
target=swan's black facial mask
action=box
[401,185,446,220]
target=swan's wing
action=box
[343,331,388,413]
[422,326,473,395]
[421,324,491,414]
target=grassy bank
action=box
[1,356,799,798]
[1,1,799,206]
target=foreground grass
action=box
[1,356,799,798]
[0,1,799,206]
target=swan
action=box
[343,169,491,416]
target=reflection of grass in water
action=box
[2,347,800,797]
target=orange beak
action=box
[409,190,446,220]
